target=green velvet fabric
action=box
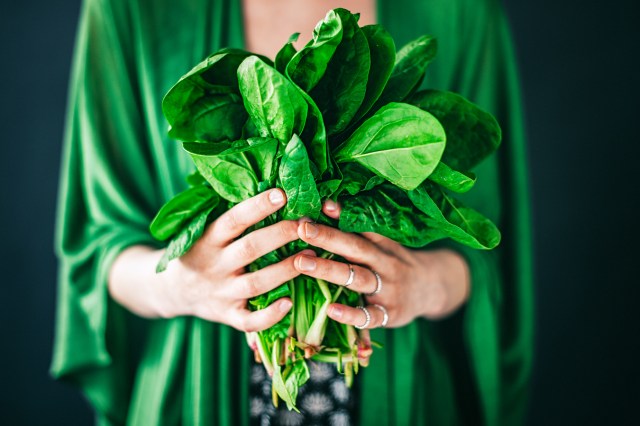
[52,0,533,424]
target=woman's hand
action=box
[292,200,470,329]
[110,189,312,333]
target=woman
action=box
[51,0,533,424]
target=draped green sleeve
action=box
[51,0,249,424]
[51,0,163,423]
[52,1,532,425]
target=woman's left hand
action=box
[294,200,471,329]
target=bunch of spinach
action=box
[150,8,502,411]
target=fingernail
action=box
[279,299,293,313]
[329,305,343,319]
[298,216,313,224]
[298,256,316,272]
[269,190,285,205]
[324,199,338,212]
[304,222,319,238]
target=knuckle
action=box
[317,225,332,243]
[238,315,255,333]
[242,274,260,298]
[238,237,257,259]
[254,193,272,216]
[221,209,240,231]
[353,237,369,254]
[385,257,401,274]
[279,221,298,240]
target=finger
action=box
[297,221,381,265]
[322,199,341,219]
[204,189,287,246]
[327,303,385,329]
[294,255,379,295]
[361,232,405,256]
[229,250,315,299]
[222,220,300,270]
[233,298,293,333]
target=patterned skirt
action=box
[249,360,359,426]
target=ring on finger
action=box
[371,304,389,327]
[355,306,371,329]
[344,264,355,287]
[366,271,382,296]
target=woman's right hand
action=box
[110,188,309,332]
[160,188,309,331]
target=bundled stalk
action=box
[150,8,502,410]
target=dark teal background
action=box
[0,0,638,424]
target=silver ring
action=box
[366,271,382,296]
[371,304,389,327]
[344,264,355,287]
[355,306,371,329]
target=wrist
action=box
[415,249,470,320]
[152,253,186,319]
[109,245,181,319]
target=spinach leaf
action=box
[286,10,343,92]
[163,49,268,142]
[184,137,278,203]
[297,90,328,176]
[428,162,476,193]
[279,134,322,220]
[238,56,308,143]
[339,185,446,247]
[185,170,207,187]
[316,179,342,199]
[349,25,396,124]
[173,93,246,142]
[149,185,219,241]
[373,35,437,108]
[409,90,502,170]
[334,103,446,190]
[408,182,501,249]
[309,9,370,135]
[156,206,214,272]
[271,354,310,412]
[249,284,291,310]
[275,33,299,74]
[337,162,384,196]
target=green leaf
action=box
[275,33,299,74]
[337,162,384,196]
[249,284,291,310]
[408,183,501,249]
[271,353,309,412]
[309,9,370,135]
[238,56,308,143]
[349,25,396,124]
[409,90,502,170]
[149,186,219,241]
[334,103,446,190]
[340,185,446,247]
[374,35,437,107]
[156,207,213,272]
[285,359,310,407]
[286,10,343,92]
[428,162,476,193]
[185,170,207,187]
[297,90,328,176]
[317,179,342,199]
[167,93,247,142]
[184,137,278,203]
[162,48,267,142]
[279,134,322,220]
